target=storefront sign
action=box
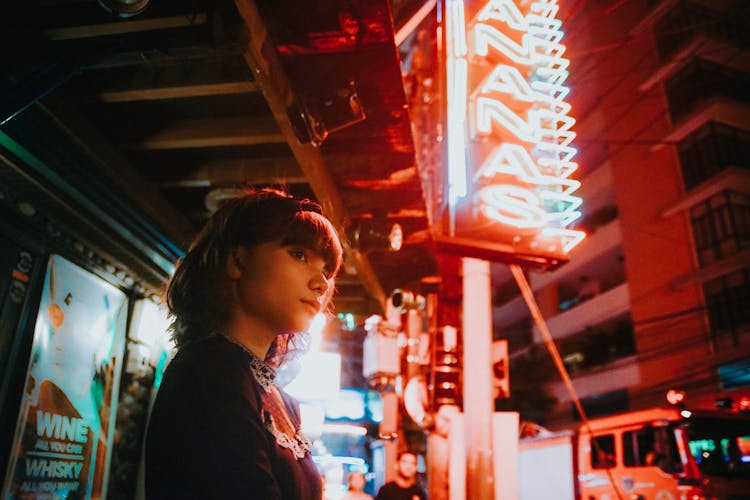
[2,255,127,499]
[440,0,585,267]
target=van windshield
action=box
[622,424,682,473]
[683,417,750,479]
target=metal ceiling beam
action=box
[92,55,257,101]
[152,156,305,187]
[44,13,208,40]
[0,107,186,286]
[37,98,195,245]
[131,116,285,149]
[394,0,437,46]
[98,81,257,102]
[233,0,387,310]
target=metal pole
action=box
[462,257,494,499]
[509,264,625,500]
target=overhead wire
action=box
[556,0,747,123]
[517,290,745,386]
[569,16,747,146]
[510,263,626,500]
[479,0,747,365]
[567,43,745,87]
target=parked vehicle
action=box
[518,403,750,500]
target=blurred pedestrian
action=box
[375,451,427,500]
[342,471,374,500]
[145,187,342,499]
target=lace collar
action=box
[220,334,276,392]
[219,334,312,459]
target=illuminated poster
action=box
[439,0,585,268]
[107,299,173,500]
[2,255,127,499]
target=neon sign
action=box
[442,0,585,267]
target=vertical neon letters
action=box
[446,0,585,254]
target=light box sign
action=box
[2,255,127,499]
[439,0,585,268]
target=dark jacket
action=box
[145,335,322,499]
[375,482,427,500]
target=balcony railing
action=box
[704,268,750,341]
[511,314,636,384]
[654,1,748,62]
[574,205,619,235]
[678,122,750,190]
[665,59,750,124]
[691,190,750,267]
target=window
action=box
[665,59,750,124]
[622,425,683,473]
[704,269,750,337]
[654,3,747,62]
[678,122,750,190]
[686,417,750,479]
[560,318,636,375]
[591,435,616,469]
[718,358,750,390]
[691,191,750,267]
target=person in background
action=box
[145,187,342,499]
[375,451,427,500]
[342,471,374,500]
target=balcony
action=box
[704,268,750,343]
[691,190,750,267]
[508,314,635,385]
[662,167,750,219]
[660,97,750,147]
[653,1,747,63]
[530,218,623,291]
[532,282,631,343]
[678,122,750,190]
[492,221,624,330]
[545,356,640,403]
[665,59,750,125]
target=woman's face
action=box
[230,240,331,335]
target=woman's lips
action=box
[301,299,319,314]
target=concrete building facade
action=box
[492,0,750,427]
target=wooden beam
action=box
[153,156,305,187]
[132,116,285,149]
[91,55,257,101]
[99,81,257,102]
[36,97,195,249]
[233,0,387,310]
[44,13,208,40]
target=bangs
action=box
[218,192,343,278]
[280,211,342,277]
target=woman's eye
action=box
[289,249,307,262]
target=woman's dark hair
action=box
[166,187,342,361]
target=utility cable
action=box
[509,263,626,500]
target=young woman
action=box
[145,188,342,499]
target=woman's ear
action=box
[225,247,244,280]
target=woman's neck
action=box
[394,476,415,489]
[223,313,276,360]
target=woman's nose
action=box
[310,270,329,296]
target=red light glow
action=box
[441,0,585,266]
